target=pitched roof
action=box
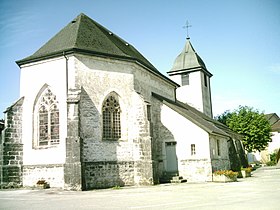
[168,38,212,76]
[272,120,280,132]
[265,113,280,132]
[152,92,231,137]
[17,13,153,67]
[16,13,177,86]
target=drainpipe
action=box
[63,52,69,97]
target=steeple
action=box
[169,38,210,75]
[168,38,213,118]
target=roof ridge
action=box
[72,13,83,48]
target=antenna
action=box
[183,20,192,39]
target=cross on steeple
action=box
[183,21,192,39]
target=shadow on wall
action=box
[79,87,125,189]
[151,99,177,183]
[227,139,242,171]
[235,139,248,168]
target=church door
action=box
[165,142,178,173]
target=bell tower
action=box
[167,38,213,118]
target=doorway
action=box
[165,142,178,173]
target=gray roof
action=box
[168,38,212,77]
[265,113,280,132]
[16,13,178,87]
[152,93,230,137]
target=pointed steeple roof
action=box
[168,38,212,76]
[16,13,157,73]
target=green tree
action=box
[215,106,272,152]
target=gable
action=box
[152,92,230,137]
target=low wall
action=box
[179,159,212,182]
[23,164,64,188]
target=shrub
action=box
[213,170,238,179]
[241,167,252,173]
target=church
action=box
[0,13,246,190]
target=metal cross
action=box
[183,21,192,39]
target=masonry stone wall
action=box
[179,159,212,182]
[75,55,155,189]
[209,135,231,172]
[83,161,134,189]
[150,98,174,183]
[227,138,242,171]
[23,164,64,188]
[1,97,24,188]
[64,88,83,190]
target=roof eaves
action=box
[168,66,213,77]
[16,48,179,88]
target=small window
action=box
[147,104,151,121]
[191,144,196,156]
[217,140,221,156]
[204,74,207,87]
[181,73,189,86]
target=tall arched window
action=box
[35,87,59,147]
[102,94,121,140]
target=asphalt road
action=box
[0,167,279,210]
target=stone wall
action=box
[64,88,83,190]
[1,97,24,188]
[227,138,242,171]
[23,164,64,188]
[209,135,231,172]
[75,56,154,189]
[83,161,134,189]
[179,159,212,182]
[150,98,174,183]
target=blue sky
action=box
[0,0,279,119]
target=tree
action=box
[215,106,272,152]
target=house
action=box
[0,13,245,190]
[247,113,280,164]
[266,113,280,156]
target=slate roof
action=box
[16,13,178,86]
[265,113,280,132]
[152,92,231,137]
[168,38,212,77]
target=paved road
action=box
[0,167,279,210]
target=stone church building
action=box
[0,13,246,190]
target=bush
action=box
[266,161,276,166]
[213,170,238,179]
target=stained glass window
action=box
[102,95,121,140]
[36,88,59,146]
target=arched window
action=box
[35,87,59,147]
[102,95,121,140]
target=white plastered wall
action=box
[20,56,69,165]
[172,71,204,112]
[160,104,211,175]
